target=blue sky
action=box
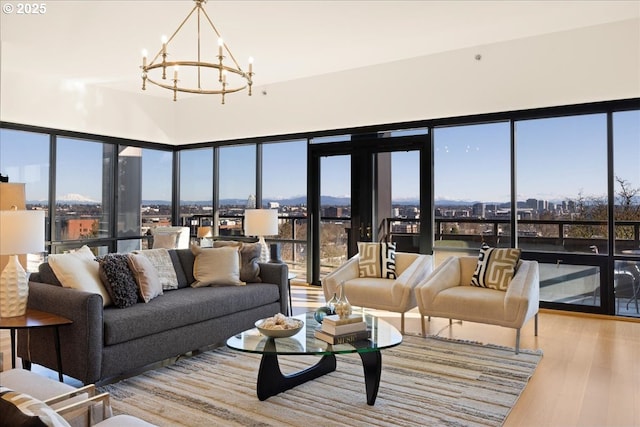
[1,110,638,203]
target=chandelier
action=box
[140,0,253,104]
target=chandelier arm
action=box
[200,6,244,71]
[148,3,200,65]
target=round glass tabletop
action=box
[226,312,402,356]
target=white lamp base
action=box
[257,236,269,264]
[0,255,29,318]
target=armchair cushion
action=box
[357,242,397,279]
[470,244,521,291]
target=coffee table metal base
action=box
[256,350,383,406]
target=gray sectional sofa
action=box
[17,248,289,385]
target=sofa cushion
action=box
[191,245,244,287]
[102,284,281,345]
[470,244,521,291]
[357,242,397,279]
[213,241,262,283]
[127,253,163,303]
[96,254,139,309]
[0,387,71,427]
[48,245,112,307]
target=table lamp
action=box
[197,226,213,247]
[244,209,278,263]
[0,207,45,317]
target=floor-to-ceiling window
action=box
[262,139,307,276]
[179,147,213,241]
[54,137,114,254]
[218,144,256,236]
[117,146,174,252]
[432,122,511,265]
[0,128,49,268]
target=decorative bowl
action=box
[255,318,304,338]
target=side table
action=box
[0,308,72,382]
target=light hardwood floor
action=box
[2,282,639,427]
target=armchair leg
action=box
[421,315,426,337]
[534,313,539,337]
[515,328,521,355]
[449,318,452,326]
[400,313,405,334]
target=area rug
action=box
[98,335,542,427]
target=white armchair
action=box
[322,252,433,333]
[415,255,539,354]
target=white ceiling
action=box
[2,0,639,96]
[1,1,639,144]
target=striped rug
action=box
[99,335,542,427]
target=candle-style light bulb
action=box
[248,56,254,74]
[218,38,224,58]
[142,49,148,67]
[173,65,179,80]
[161,35,168,55]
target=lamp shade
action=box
[197,226,213,239]
[0,210,45,255]
[244,209,278,237]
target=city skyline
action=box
[1,110,638,204]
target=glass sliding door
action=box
[612,109,640,317]
[319,155,351,278]
[515,114,608,311]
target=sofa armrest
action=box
[322,256,360,301]
[17,281,104,385]
[258,263,289,315]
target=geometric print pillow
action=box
[470,244,521,291]
[357,242,397,279]
[0,387,71,427]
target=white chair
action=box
[415,255,539,354]
[322,252,433,333]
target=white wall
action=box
[2,19,638,145]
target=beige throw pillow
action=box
[213,240,262,283]
[470,244,521,291]
[191,245,245,287]
[47,245,112,306]
[127,252,163,302]
[152,232,180,249]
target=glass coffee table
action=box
[226,312,402,405]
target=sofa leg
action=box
[534,313,539,337]
[515,329,521,355]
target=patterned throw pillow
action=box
[0,387,71,427]
[357,242,397,279]
[96,254,139,308]
[470,244,521,291]
[133,249,179,290]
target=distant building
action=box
[472,203,486,218]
